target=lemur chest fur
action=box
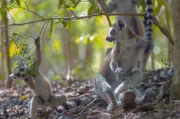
[111,40,140,73]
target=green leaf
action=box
[65,4,75,11]
[49,20,54,39]
[61,21,68,28]
[154,0,164,16]
[15,0,21,6]
[88,3,96,17]
[58,0,64,9]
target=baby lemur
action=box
[104,0,152,70]
[4,37,67,119]
[94,0,153,110]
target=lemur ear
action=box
[117,20,125,28]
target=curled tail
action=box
[1,97,29,118]
[144,0,154,55]
[56,94,98,114]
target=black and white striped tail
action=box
[56,94,97,114]
[144,0,153,55]
[1,97,29,118]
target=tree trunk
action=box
[0,21,5,87]
[165,0,173,67]
[62,29,72,80]
[170,0,180,100]
[2,0,12,88]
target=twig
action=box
[72,98,103,117]
[70,10,78,19]
[97,0,112,27]
[153,16,174,45]
[23,0,44,19]
[39,20,50,38]
[20,7,44,19]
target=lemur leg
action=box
[48,95,67,108]
[94,75,118,111]
[29,96,44,119]
[114,69,143,105]
[130,68,143,87]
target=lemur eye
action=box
[110,29,116,35]
[118,20,125,28]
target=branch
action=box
[0,13,144,28]
[1,11,174,47]
[24,0,43,19]
[0,12,174,45]
[20,7,44,19]
[153,16,174,45]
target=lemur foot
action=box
[107,103,118,111]
[121,91,136,109]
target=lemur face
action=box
[106,20,127,42]
[10,63,28,80]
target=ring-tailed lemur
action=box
[94,0,154,110]
[2,37,67,119]
[104,0,153,71]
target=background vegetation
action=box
[0,0,173,86]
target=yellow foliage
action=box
[9,42,16,57]
[9,8,22,16]
[20,95,29,100]
[53,40,61,49]
[9,42,23,57]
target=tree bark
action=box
[0,21,5,87]
[165,0,173,67]
[170,0,180,100]
[2,0,12,88]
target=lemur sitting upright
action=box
[3,37,67,119]
[103,0,152,70]
[94,0,153,110]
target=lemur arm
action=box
[110,60,123,74]
[34,36,41,72]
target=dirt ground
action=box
[0,78,180,119]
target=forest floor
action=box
[0,79,180,119]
